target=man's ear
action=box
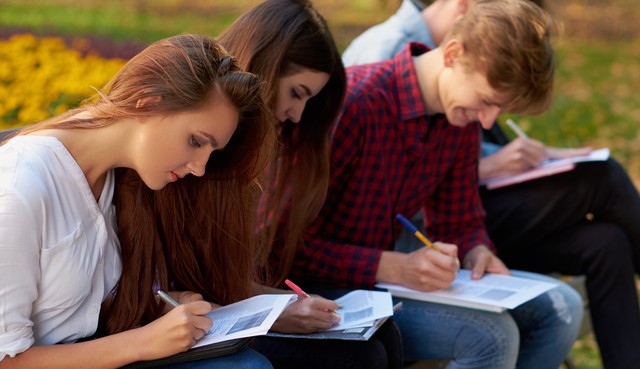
[457,0,470,15]
[135,95,162,109]
[442,39,464,68]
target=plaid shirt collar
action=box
[394,42,431,121]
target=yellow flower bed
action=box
[0,34,126,128]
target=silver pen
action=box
[506,118,528,139]
[157,289,180,308]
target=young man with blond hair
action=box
[289,1,583,368]
[344,1,640,368]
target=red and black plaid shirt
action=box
[291,43,495,289]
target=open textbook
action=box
[481,147,610,190]
[377,270,556,313]
[123,294,294,368]
[267,290,396,341]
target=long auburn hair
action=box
[218,0,346,286]
[18,34,274,334]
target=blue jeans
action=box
[157,348,273,369]
[397,271,582,369]
[308,274,582,369]
[393,214,584,368]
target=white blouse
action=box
[0,136,122,361]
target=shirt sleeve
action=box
[425,123,496,259]
[342,28,409,68]
[0,190,40,361]
[292,100,384,289]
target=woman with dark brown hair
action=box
[217,1,402,368]
[0,34,274,368]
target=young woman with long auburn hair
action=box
[0,34,275,368]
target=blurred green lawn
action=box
[1,1,639,368]
[1,0,638,179]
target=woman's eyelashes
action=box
[190,135,202,148]
[291,88,301,99]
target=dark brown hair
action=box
[108,35,274,334]
[218,0,346,285]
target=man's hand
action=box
[479,138,546,181]
[545,146,592,160]
[462,245,509,280]
[377,242,459,291]
[479,138,593,181]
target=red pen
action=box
[285,279,342,313]
[284,279,310,299]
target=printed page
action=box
[377,270,556,312]
[193,294,294,348]
[266,296,399,341]
[325,290,394,331]
[266,316,390,341]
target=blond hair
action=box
[443,0,556,115]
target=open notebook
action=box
[481,148,610,190]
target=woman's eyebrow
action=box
[198,130,219,148]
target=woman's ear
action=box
[442,39,465,68]
[135,95,162,109]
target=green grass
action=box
[510,35,640,182]
[0,0,250,42]
[569,333,603,369]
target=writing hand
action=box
[377,242,458,292]
[136,300,213,360]
[271,295,341,333]
[479,137,546,181]
[161,290,220,312]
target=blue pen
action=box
[396,213,439,252]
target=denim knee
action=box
[393,299,519,369]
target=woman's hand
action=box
[136,300,213,361]
[271,295,341,334]
[162,291,220,312]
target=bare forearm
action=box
[478,155,504,182]
[375,251,406,284]
[0,329,145,369]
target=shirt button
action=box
[96,217,104,225]
[90,307,99,314]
